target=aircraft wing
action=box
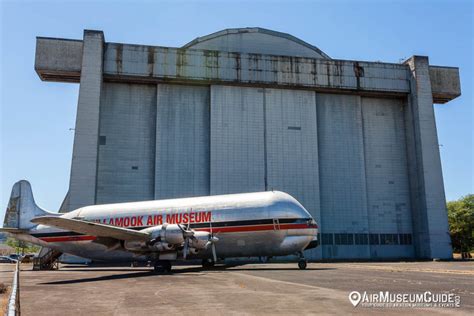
[31,216,150,241]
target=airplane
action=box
[1,180,319,272]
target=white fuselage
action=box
[20,191,318,262]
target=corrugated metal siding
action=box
[316,94,370,259]
[362,97,414,258]
[210,86,265,195]
[265,88,321,259]
[155,84,210,199]
[96,83,156,204]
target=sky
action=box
[0,0,473,216]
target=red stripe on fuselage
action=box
[193,223,314,233]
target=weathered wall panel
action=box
[99,43,411,94]
[362,97,414,258]
[96,83,156,204]
[265,88,321,259]
[429,66,461,103]
[155,84,210,199]
[210,86,265,195]
[35,37,82,82]
[317,94,369,259]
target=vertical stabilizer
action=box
[3,180,52,229]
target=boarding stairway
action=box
[33,247,62,270]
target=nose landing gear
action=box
[298,259,307,270]
[297,251,307,270]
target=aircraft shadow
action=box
[41,264,336,285]
[58,268,152,272]
[41,271,157,285]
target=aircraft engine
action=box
[142,223,185,245]
[123,240,147,251]
[140,223,218,259]
[152,242,173,251]
[159,223,185,244]
[188,231,212,250]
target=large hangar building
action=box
[34,28,461,260]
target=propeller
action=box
[179,223,193,260]
[208,221,219,263]
[179,221,219,262]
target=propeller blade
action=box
[183,237,189,260]
[211,243,217,263]
[179,223,194,237]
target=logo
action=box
[348,291,461,308]
[349,291,362,307]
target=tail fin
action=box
[3,180,53,229]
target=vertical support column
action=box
[68,30,104,211]
[404,56,452,259]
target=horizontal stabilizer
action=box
[31,216,150,241]
[0,227,29,234]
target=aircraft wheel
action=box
[153,260,172,273]
[298,259,307,270]
[162,260,172,273]
[202,258,215,269]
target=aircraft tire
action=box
[202,258,215,269]
[153,260,172,273]
[298,259,307,270]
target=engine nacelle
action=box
[189,231,211,249]
[141,223,185,245]
[123,240,147,251]
[152,242,173,251]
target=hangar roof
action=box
[182,27,331,59]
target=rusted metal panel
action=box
[103,44,411,94]
[35,38,411,94]
[34,36,462,104]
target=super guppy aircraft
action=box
[2,180,319,272]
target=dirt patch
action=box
[0,283,11,315]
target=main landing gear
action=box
[297,251,307,270]
[153,260,172,273]
[202,258,215,269]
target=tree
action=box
[447,194,474,253]
[5,237,40,254]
